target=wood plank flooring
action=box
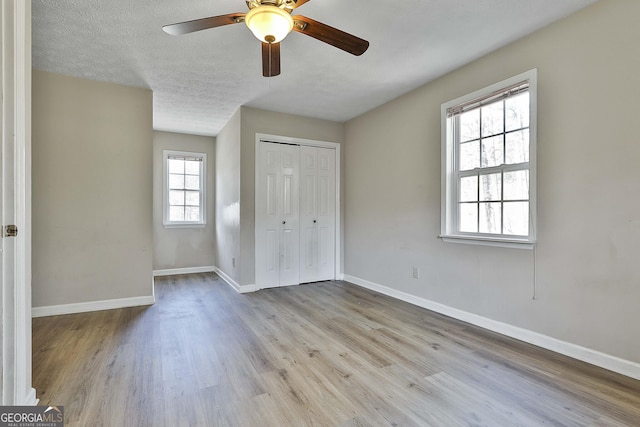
[33,273,640,426]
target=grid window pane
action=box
[460,140,480,171]
[460,176,478,202]
[459,203,478,233]
[169,206,185,221]
[185,160,200,175]
[184,175,200,190]
[505,92,530,131]
[185,191,200,206]
[503,202,529,235]
[480,173,501,201]
[185,206,200,221]
[481,102,504,137]
[169,159,184,174]
[460,109,480,142]
[480,135,504,168]
[169,174,185,189]
[504,170,529,200]
[479,202,501,234]
[169,190,185,205]
[505,130,529,164]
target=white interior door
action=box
[256,142,299,288]
[299,146,336,283]
[256,142,281,288]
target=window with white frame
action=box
[163,150,206,227]
[441,70,537,248]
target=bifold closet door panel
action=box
[300,146,336,283]
[278,144,300,287]
[256,142,300,288]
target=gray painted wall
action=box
[344,0,640,363]
[215,108,241,283]
[152,131,216,271]
[32,70,153,307]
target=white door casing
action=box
[1,0,36,405]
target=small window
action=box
[163,150,206,227]
[441,70,536,248]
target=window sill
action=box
[440,234,535,250]
[163,222,206,229]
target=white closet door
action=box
[299,146,318,283]
[278,144,300,286]
[256,142,300,288]
[299,146,336,283]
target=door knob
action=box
[282,220,286,224]
[313,220,317,223]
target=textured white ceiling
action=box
[32,0,597,136]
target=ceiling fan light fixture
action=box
[245,5,294,43]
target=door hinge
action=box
[4,225,18,237]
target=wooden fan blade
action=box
[292,15,369,56]
[262,42,281,77]
[290,0,311,9]
[163,13,245,36]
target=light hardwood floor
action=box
[33,273,640,426]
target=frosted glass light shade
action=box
[245,5,294,43]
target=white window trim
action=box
[440,69,537,249]
[163,149,207,228]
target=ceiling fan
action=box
[163,0,369,77]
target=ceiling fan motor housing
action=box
[247,0,297,9]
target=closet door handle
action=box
[282,220,286,224]
[313,220,317,224]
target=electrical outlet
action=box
[412,266,420,279]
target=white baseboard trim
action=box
[343,274,640,381]
[214,267,258,294]
[153,266,216,277]
[32,295,156,318]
